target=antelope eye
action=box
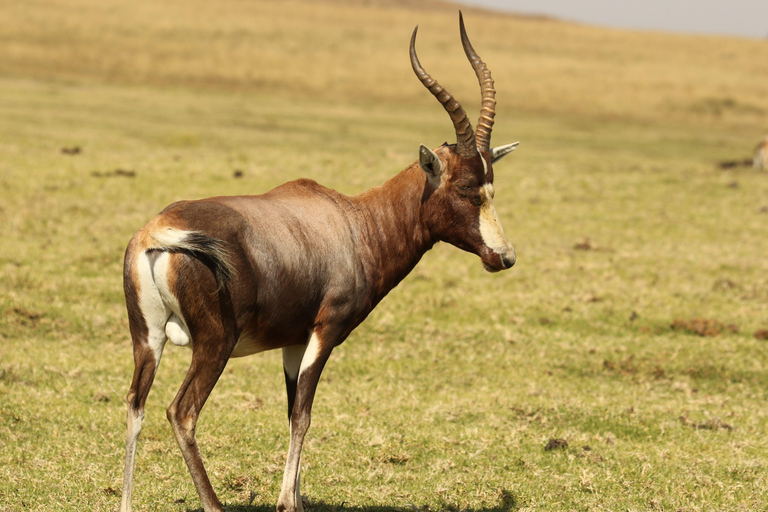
[458,184,473,192]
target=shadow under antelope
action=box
[119,12,519,512]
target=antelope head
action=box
[411,12,518,272]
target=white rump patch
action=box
[137,252,170,363]
[137,250,191,359]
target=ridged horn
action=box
[410,25,478,159]
[459,11,496,153]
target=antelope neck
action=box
[351,164,435,306]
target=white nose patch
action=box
[478,184,511,253]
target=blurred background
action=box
[464,0,768,38]
[1,1,767,511]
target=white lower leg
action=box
[119,408,144,512]
[279,423,308,512]
[279,460,298,510]
[278,331,326,512]
[295,457,304,512]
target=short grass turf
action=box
[1,1,768,511]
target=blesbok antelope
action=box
[119,13,519,512]
[754,135,768,170]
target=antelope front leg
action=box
[277,331,332,512]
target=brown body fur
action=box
[118,14,518,512]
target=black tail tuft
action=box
[178,233,236,287]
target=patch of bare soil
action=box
[670,318,739,337]
[60,146,81,155]
[544,438,568,451]
[718,158,752,169]
[603,356,638,375]
[9,307,45,328]
[573,238,593,251]
[92,169,136,178]
[679,415,733,431]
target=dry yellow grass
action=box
[1,0,767,126]
[2,1,768,511]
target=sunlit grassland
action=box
[1,1,768,511]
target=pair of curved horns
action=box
[410,12,496,159]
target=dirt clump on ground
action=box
[544,438,568,451]
[670,318,739,337]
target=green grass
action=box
[2,1,768,511]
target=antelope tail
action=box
[150,228,235,286]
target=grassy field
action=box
[1,0,768,511]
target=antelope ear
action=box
[490,142,520,164]
[418,144,442,185]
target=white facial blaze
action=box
[478,184,509,253]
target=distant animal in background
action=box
[754,135,768,170]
